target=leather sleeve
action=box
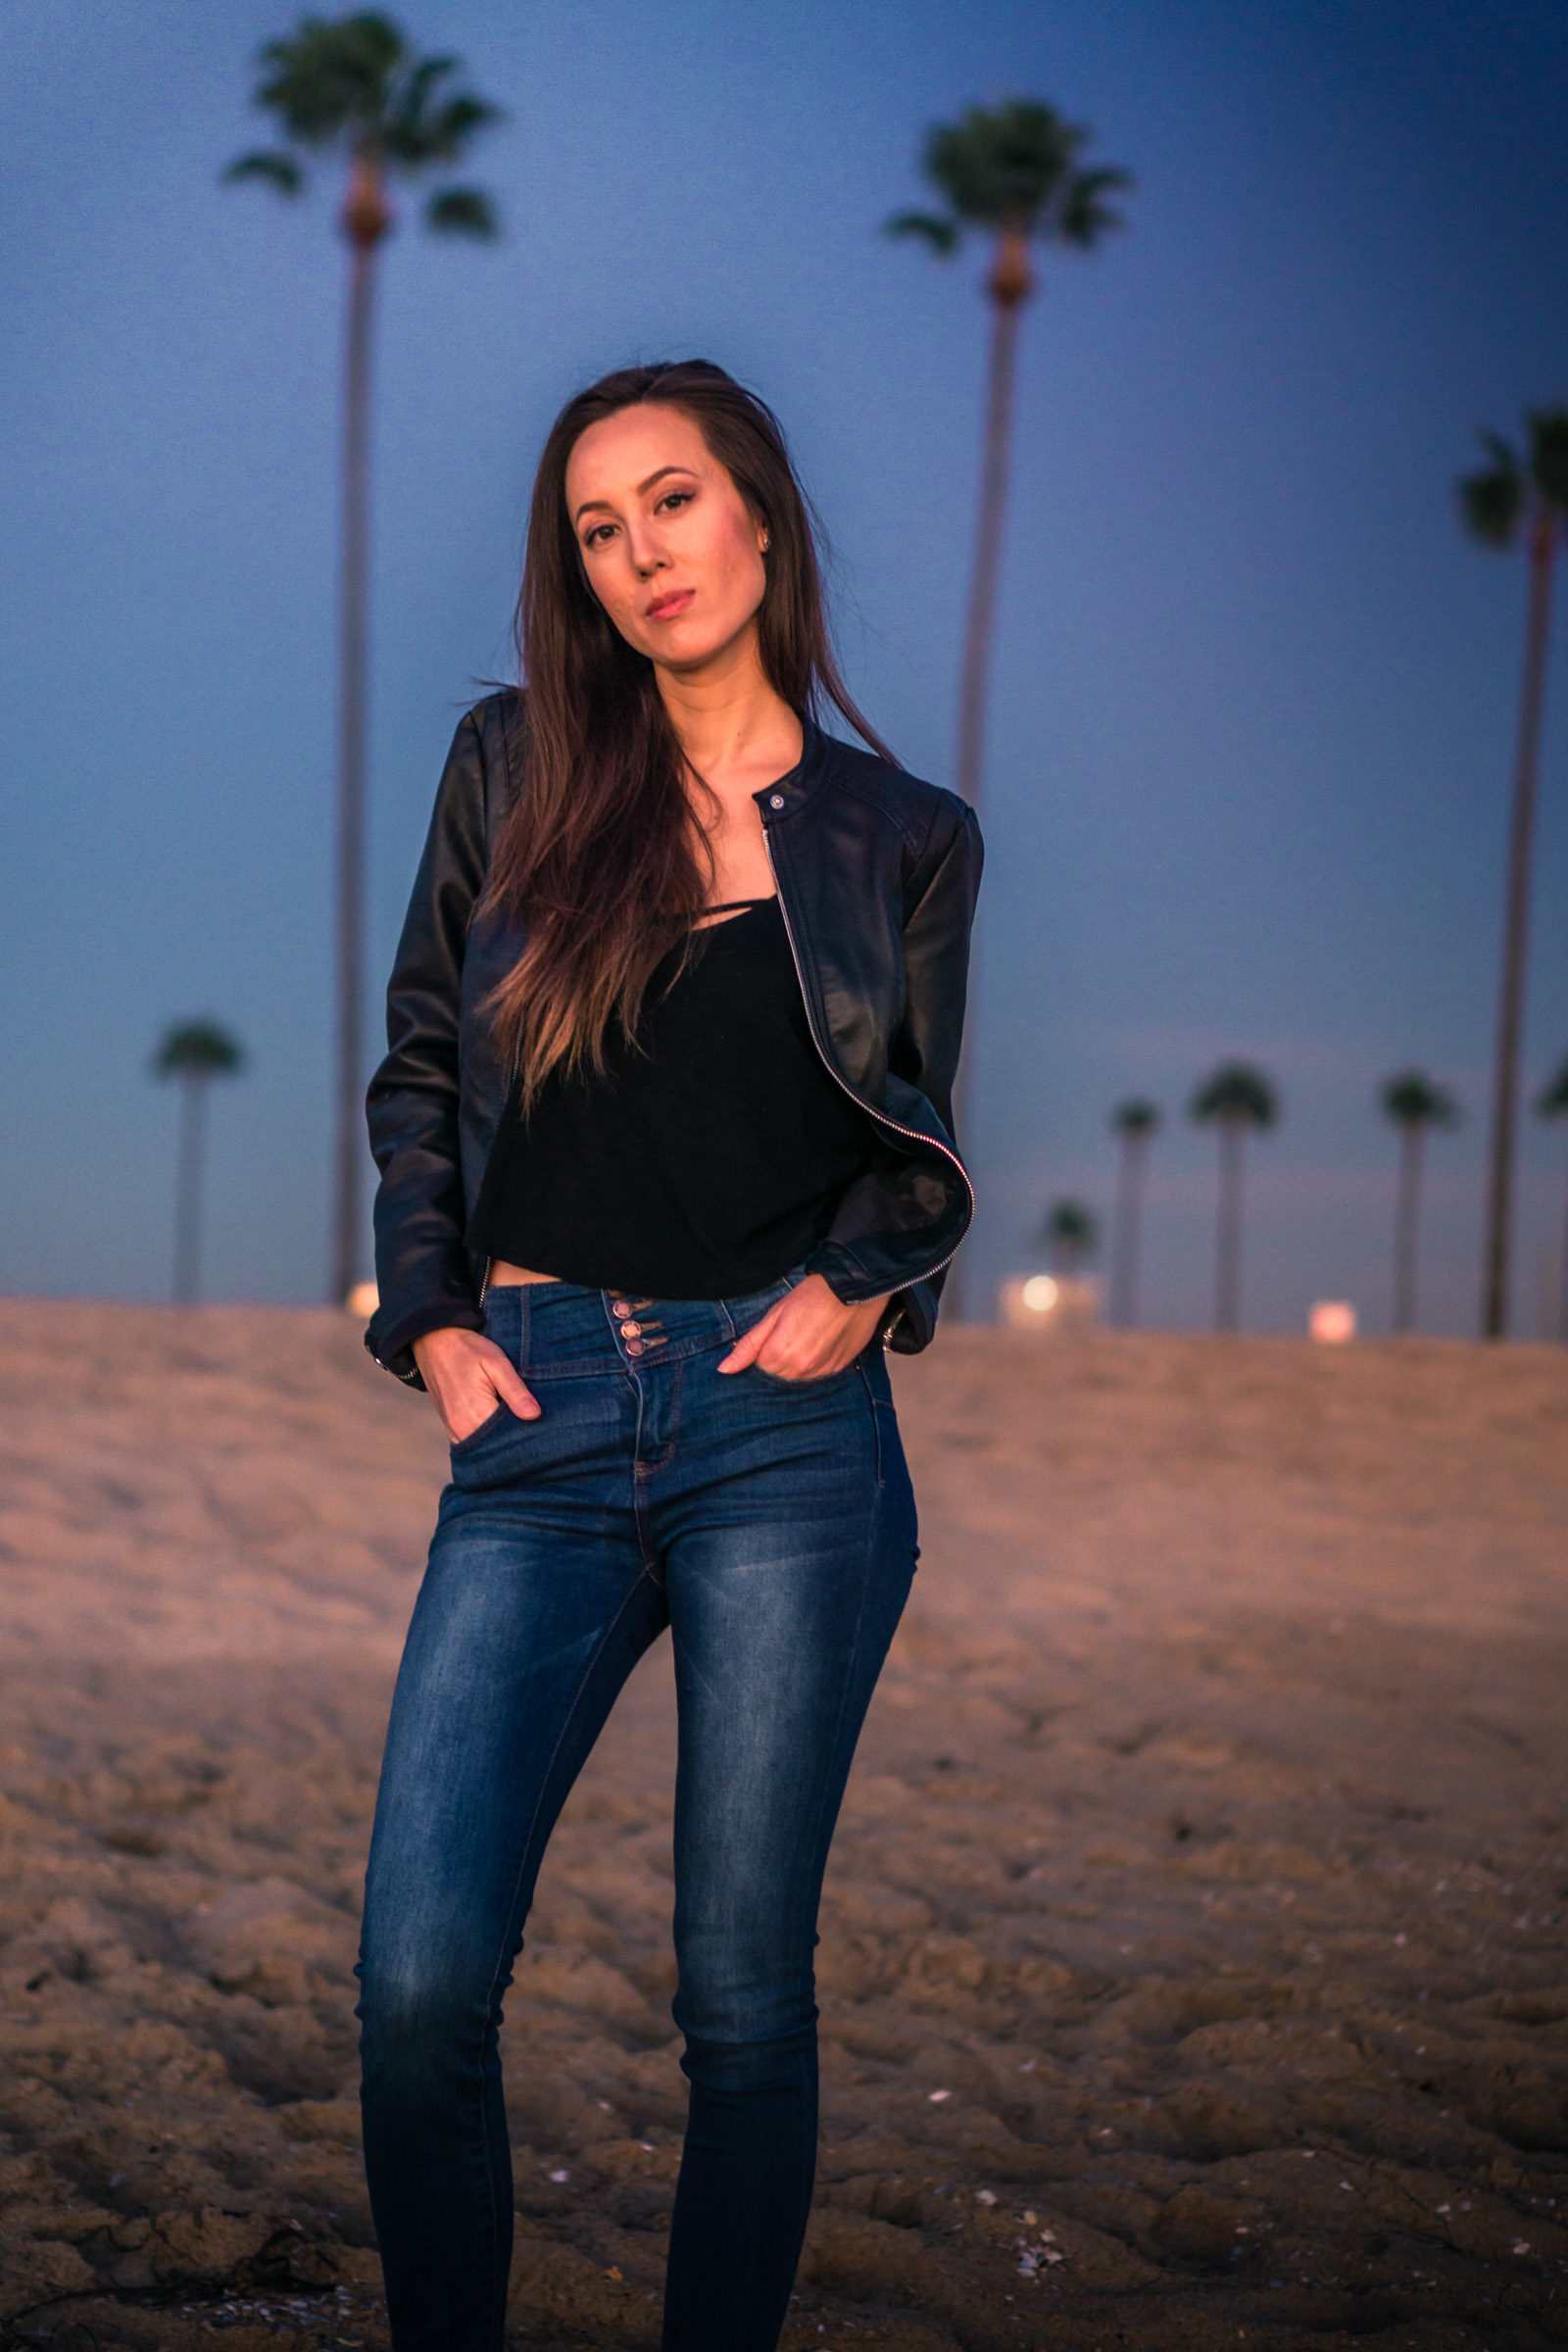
[889,790,984,1128]
[364,711,492,1383]
[808,790,983,1349]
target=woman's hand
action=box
[717,1273,887,1382]
[413,1326,541,1443]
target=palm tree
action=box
[1379,1071,1459,1336]
[153,1022,246,1304]
[1037,1198,1098,1275]
[1458,407,1568,1338]
[1108,1099,1160,1327]
[887,101,1130,814]
[1190,1063,1278,1334]
[225,13,502,1303]
[887,100,1129,1320]
[1537,1056,1568,1342]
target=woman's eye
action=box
[658,490,692,514]
[584,522,615,549]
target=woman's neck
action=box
[655,629,804,801]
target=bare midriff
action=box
[486,1260,560,1286]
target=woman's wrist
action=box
[412,1325,478,1381]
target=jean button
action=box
[620,1320,641,1338]
[612,1298,631,1318]
[768,793,785,809]
[625,1340,645,1357]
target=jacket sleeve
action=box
[364,710,493,1384]
[888,790,983,1132]
[807,790,983,1349]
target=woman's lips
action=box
[646,589,694,622]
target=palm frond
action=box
[884,209,960,254]
[251,13,404,145]
[383,57,452,160]
[1056,163,1134,249]
[923,98,1088,230]
[239,16,503,189]
[400,53,460,118]
[261,12,402,136]
[1037,1197,1100,1261]
[388,90,505,168]
[1458,429,1524,548]
[153,1019,246,1080]
[1381,1070,1458,1129]
[424,185,499,239]
[1191,1061,1279,1131]
[1527,404,1568,514]
[222,149,305,195]
[1112,1098,1161,1138]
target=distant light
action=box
[1021,1275,1059,1314]
[346,1280,380,1319]
[1309,1299,1356,1345]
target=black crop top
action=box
[467,899,894,1300]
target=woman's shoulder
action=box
[812,731,976,859]
[430,690,527,853]
[465,687,528,774]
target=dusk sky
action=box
[5,0,1568,1335]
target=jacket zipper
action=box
[763,828,975,1317]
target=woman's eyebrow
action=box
[573,466,696,526]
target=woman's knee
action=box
[357,1931,499,2075]
[679,2022,816,2099]
[671,1939,817,2052]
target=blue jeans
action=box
[357,1274,918,2352]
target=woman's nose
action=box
[625,525,667,577]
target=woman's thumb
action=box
[496,1360,541,1420]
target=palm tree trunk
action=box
[1215,1119,1245,1333]
[1392,1122,1424,1335]
[955,238,1030,809]
[173,1074,209,1306]
[945,230,1033,1320]
[1109,1131,1149,1327]
[332,190,382,1307]
[1482,511,1557,1339]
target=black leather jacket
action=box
[365,693,982,1383]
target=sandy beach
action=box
[2,1297,1566,2351]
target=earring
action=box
[760,532,770,552]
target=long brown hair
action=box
[483,360,894,1103]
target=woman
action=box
[359,359,980,2352]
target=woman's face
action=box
[565,404,768,673]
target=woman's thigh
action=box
[655,1349,918,2044]
[360,1403,664,2033]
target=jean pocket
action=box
[448,1400,513,1457]
[747,1360,859,1396]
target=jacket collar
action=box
[752,716,832,822]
